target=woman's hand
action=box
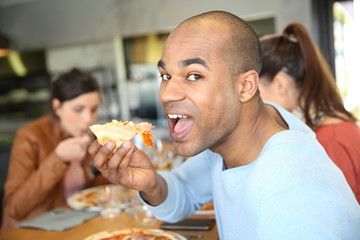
[55,135,91,163]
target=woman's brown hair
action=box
[50,68,100,116]
[259,23,356,129]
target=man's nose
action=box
[159,78,185,104]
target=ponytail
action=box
[260,23,356,129]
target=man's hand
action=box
[88,140,168,206]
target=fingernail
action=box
[122,141,130,149]
[105,141,114,150]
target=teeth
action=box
[168,114,188,119]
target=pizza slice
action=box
[67,186,106,210]
[69,191,98,209]
[89,120,154,152]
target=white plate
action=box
[67,185,106,212]
[195,209,215,216]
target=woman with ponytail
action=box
[259,23,360,203]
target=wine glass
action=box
[99,185,128,219]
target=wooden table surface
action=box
[0,212,218,240]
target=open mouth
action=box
[167,113,193,140]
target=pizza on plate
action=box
[67,186,106,210]
[89,120,154,152]
[201,201,214,211]
[195,201,215,216]
[84,228,183,240]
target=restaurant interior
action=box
[0,0,357,239]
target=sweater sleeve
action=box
[3,128,68,220]
[146,150,214,222]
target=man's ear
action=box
[237,70,259,102]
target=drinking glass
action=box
[132,202,158,227]
[99,184,128,219]
[124,189,141,216]
[123,189,158,226]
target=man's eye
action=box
[187,74,202,81]
[160,74,171,81]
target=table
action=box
[0,212,218,240]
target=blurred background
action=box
[0,0,358,143]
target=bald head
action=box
[172,11,262,76]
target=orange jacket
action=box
[1,114,103,230]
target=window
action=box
[333,1,359,118]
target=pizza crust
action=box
[84,229,124,240]
[89,120,154,152]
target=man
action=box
[90,11,360,239]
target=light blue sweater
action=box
[147,103,360,239]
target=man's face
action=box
[158,22,240,157]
